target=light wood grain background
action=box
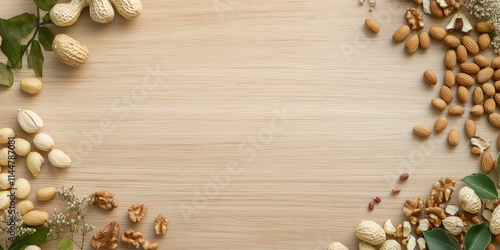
[1,0,500,249]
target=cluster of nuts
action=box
[48,0,142,67]
[89,191,168,249]
[409,19,500,174]
[331,177,500,249]
[2,109,73,173]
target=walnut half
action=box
[154,214,169,235]
[121,229,144,249]
[91,221,120,250]
[128,203,148,223]
[142,241,159,250]
[91,191,119,211]
[404,197,424,224]
[406,8,424,30]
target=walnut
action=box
[128,203,148,223]
[142,241,159,250]
[121,229,144,249]
[406,8,424,30]
[458,212,481,233]
[437,0,461,16]
[430,177,455,204]
[91,191,119,211]
[91,221,119,250]
[425,207,447,227]
[403,197,424,224]
[154,214,169,235]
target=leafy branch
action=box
[0,0,57,87]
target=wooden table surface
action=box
[2,0,499,249]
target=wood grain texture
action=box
[1,0,499,249]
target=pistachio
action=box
[26,152,44,177]
[15,200,34,215]
[36,186,57,201]
[17,109,44,134]
[48,149,71,168]
[0,148,9,166]
[0,191,10,210]
[12,178,30,199]
[0,128,14,144]
[33,133,55,151]
[13,138,31,156]
[446,13,473,33]
[0,173,12,190]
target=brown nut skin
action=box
[91,191,118,211]
[154,214,169,235]
[91,221,119,250]
[128,203,148,223]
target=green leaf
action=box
[58,236,73,250]
[0,18,22,69]
[28,40,44,77]
[33,0,58,11]
[465,223,490,250]
[461,173,499,199]
[0,62,13,87]
[8,13,37,37]
[423,229,461,250]
[42,13,52,24]
[8,227,50,250]
[37,27,54,51]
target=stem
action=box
[80,216,86,250]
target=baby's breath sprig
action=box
[464,0,500,53]
[44,186,95,250]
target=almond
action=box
[478,33,491,50]
[429,26,447,40]
[482,83,496,95]
[430,1,444,18]
[434,117,448,132]
[413,126,431,138]
[456,73,475,87]
[481,151,494,174]
[440,86,453,103]
[393,25,411,42]
[431,98,447,110]
[465,119,476,138]
[457,86,469,103]
[424,69,437,85]
[495,81,500,91]
[470,105,485,116]
[492,57,500,69]
[475,55,490,68]
[365,19,380,33]
[476,22,495,33]
[495,93,500,105]
[445,50,457,69]
[462,35,480,54]
[406,34,419,54]
[448,105,465,115]
[461,62,480,74]
[444,35,460,48]
[448,129,460,146]
[419,32,430,49]
[485,98,496,114]
[473,87,484,105]
[494,69,500,80]
[477,67,494,83]
[457,45,467,63]
[444,70,455,87]
[488,113,500,128]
